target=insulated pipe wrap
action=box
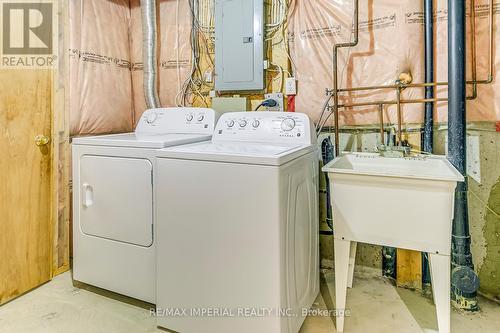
[140,0,161,109]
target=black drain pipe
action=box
[383,131,397,279]
[422,0,434,286]
[448,0,480,310]
[320,137,335,236]
[423,0,434,154]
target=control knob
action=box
[146,112,158,124]
[239,120,248,128]
[252,120,260,128]
[281,118,296,131]
[186,114,194,122]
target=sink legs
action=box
[429,253,451,333]
[334,241,451,333]
[334,239,355,333]
[347,242,357,288]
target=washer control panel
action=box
[213,112,315,145]
[136,107,219,135]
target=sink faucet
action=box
[377,144,411,158]
[377,126,411,158]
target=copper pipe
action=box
[333,0,359,156]
[338,97,448,108]
[339,80,476,99]
[335,79,479,94]
[338,81,476,100]
[469,0,479,100]
[328,0,493,149]
[486,0,494,82]
[336,82,447,93]
[396,87,402,144]
[336,79,485,94]
[332,0,493,96]
[378,104,385,144]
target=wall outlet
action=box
[285,77,297,95]
[204,71,213,83]
[264,93,284,111]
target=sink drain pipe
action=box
[447,0,480,311]
[422,0,434,286]
[321,137,335,236]
[423,0,434,154]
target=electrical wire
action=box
[315,94,333,132]
[264,0,295,94]
[265,0,286,41]
[180,0,294,104]
[268,61,290,92]
[176,0,182,103]
[284,0,297,76]
[176,0,215,107]
[254,102,265,111]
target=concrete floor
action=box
[1,268,499,333]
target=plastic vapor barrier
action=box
[289,0,500,126]
[69,0,134,136]
[70,0,192,135]
[434,0,500,123]
[69,0,499,136]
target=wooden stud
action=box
[396,249,423,290]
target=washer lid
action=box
[156,141,316,166]
[72,133,212,149]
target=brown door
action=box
[0,70,53,304]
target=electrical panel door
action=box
[215,0,264,91]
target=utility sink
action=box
[322,152,464,333]
[322,152,463,253]
[330,152,465,181]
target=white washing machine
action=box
[72,107,218,303]
[155,112,319,333]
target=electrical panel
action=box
[215,0,264,91]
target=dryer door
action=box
[79,155,153,247]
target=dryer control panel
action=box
[213,112,316,145]
[135,107,219,135]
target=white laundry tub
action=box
[322,152,464,333]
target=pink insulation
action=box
[69,0,192,136]
[289,0,424,126]
[433,0,500,123]
[69,0,499,136]
[69,0,134,136]
[289,0,500,126]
